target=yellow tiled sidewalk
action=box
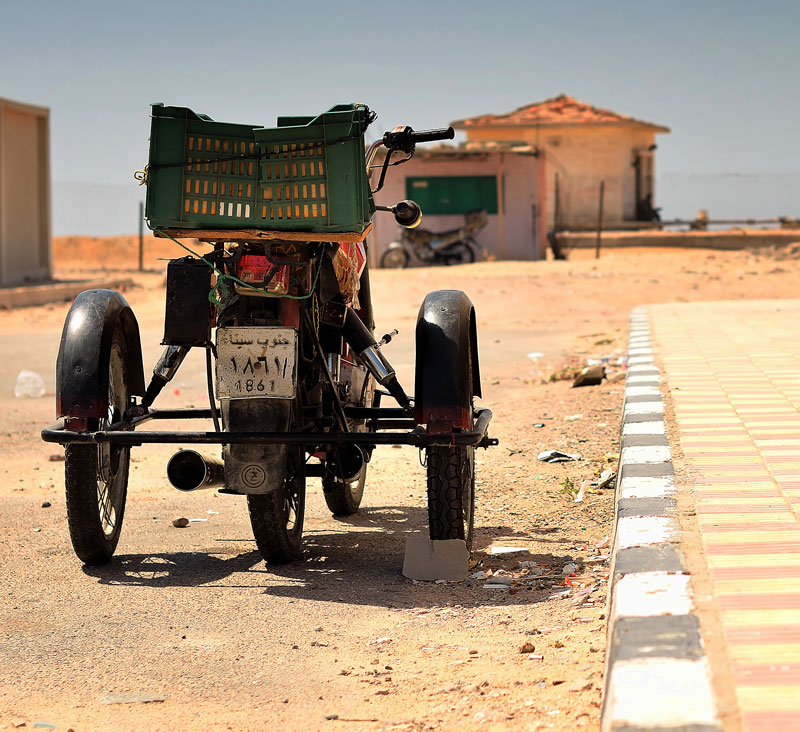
[650,300,800,732]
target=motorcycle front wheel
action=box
[380,246,409,269]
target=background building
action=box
[370,144,546,265]
[452,94,670,230]
[0,97,51,286]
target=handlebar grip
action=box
[409,127,455,144]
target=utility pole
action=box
[595,181,605,260]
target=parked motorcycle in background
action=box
[380,209,487,268]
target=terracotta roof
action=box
[452,94,669,133]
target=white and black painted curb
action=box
[601,308,722,732]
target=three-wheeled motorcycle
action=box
[42,103,497,565]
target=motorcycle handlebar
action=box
[409,127,455,144]
[382,125,455,154]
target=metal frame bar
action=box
[42,408,497,449]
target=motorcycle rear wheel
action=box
[380,246,409,269]
[445,242,476,265]
[64,325,131,565]
[425,348,476,548]
[247,445,306,564]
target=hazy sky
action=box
[2,0,798,189]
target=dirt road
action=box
[1,241,798,731]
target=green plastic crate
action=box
[145,103,375,234]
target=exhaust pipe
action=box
[167,450,225,492]
[326,445,366,483]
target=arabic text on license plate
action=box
[216,327,297,399]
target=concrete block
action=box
[402,535,469,581]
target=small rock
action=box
[48,454,65,462]
[519,641,536,654]
[566,676,593,692]
[41,502,52,509]
[573,364,605,388]
[311,640,330,647]
[172,517,190,528]
[325,714,339,720]
[101,692,166,704]
[11,719,26,729]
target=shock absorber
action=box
[341,308,410,411]
[140,345,189,409]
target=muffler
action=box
[326,445,366,483]
[167,450,225,492]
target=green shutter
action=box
[405,176,498,215]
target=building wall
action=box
[369,151,545,266]
[464,125,657,228]
[0,98,51,286]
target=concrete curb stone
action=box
[600,308,722,732]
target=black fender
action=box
[56,289,146,419]
[414,290,481,430]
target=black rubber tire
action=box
[247,446,306,564]
[64,327,131,565]
[425,330,476,547]
[323,466,366,516]
[380,246,409,269]
[426,444,475,547]
[446,242,476,265]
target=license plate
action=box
[216,327,297,399]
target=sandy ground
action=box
[1,237,799,732]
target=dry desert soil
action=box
[0,236,798,732]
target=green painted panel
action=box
[406,176,498,215]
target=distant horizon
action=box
[52,171,799,237]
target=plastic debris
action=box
[14,370,45,398]
[527,352,545,360]
[48,454,65,462]
[595,536,611,549]
[573,480,589,504]
[564,414,583,422]
[489,546,531,556]
[532,423,546,428]
[187,518,208,523]
[33,724,57,730]
[562,562,578,575]
[593,469,616,489]
[172,517,190,528]
[538,450,581,463]
[367,637,392,646]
